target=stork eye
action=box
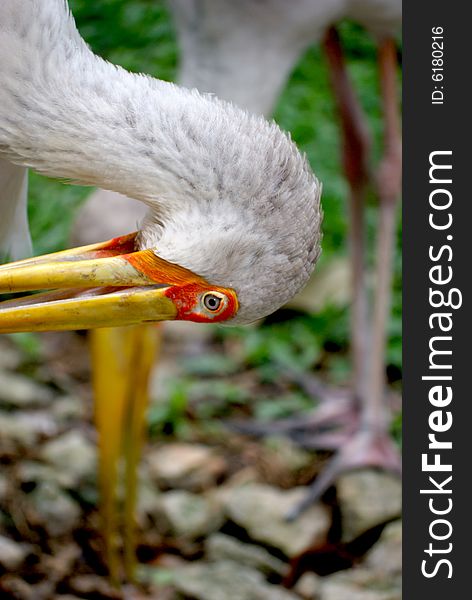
[203,292,224,313]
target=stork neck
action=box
[0,3,214,206]
[2,49,203,204]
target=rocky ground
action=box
[0,331,401,599]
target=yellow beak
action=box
[0,233,205,332]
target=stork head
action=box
[0,93,322,331]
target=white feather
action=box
[0,0,322,324]
[0,160,32,261]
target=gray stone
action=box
[51,395,86,423]
[364,520,402,577]
[320,568,401,600]
[214,466,259,491]
[223,484,330,557]
[0,576,49,600]
[0,338,22,370]
[136,476,162,526]
[156,490,224,539]
[172,560,299,600]
[0,371,53,408]
[68,574,121,598]
[147,443,226,491]
[28,482,81,537]
[263,436,314,474]
[0,472,8,502]
[0,411,58,449]
[206,533,288,577]
[40,430,96,486]
[294,572,322,599]
[0,535,30,570]
[42,543,82,583]
[320,581,400,600]
[337,470,402,541]
[17,461,73,489]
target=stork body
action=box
[0,0,321,324]
[0,0,322,581]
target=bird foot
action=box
[226,390,357,450]
[226,371,400,452]
[227,372,361,447]
[226,374,401,521]
[285,428,401,521]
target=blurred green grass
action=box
[27,1,402,388]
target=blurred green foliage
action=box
[148,379,190,438]
[25,1,401,431]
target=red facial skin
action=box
[103,239,239,323]
[164,284,239,323]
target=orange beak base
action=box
[0,233,238,332]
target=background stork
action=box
[0,0,321,582]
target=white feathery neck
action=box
[0,0,322,324]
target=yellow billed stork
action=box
[0,0,322,579]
